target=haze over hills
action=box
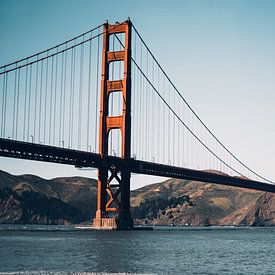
[0,169,275,226]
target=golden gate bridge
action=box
[0,19,274,229]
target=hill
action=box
[0,170,97,224]
[131,177,275,226]
[0,169,275,226]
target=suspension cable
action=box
[0,24,104,70]
[130,24,274,184]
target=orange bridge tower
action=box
[93,19,133,229]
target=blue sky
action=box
[0,0,275,187]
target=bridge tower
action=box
[92,20,133,229]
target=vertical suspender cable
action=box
[62,49,67,144]
[72,45,76,148]
[178,103,181,166]
[49,56,54,144]
[138,40,142,159]
[173,85,175,165]
[43,56,49,144]
[144,51,149,161]
[134,31,139,158]
[53,48,58,146]
[132,40,135,157]
[157,67,160,162]
[12,69,18,139]
[78,39,84,150]
[87,32,92,151]
[27,64,32,142]
[162,74,165,163]
[3,72,8,137]
[27,64,33,141]
[143,45,146,160]
[69,45,74,148]
[95,29,100,152]
[187,108,189,167]
[168,83,170,163]
[59,51,64,146]
[38,60,43,143]
[15,68,20,139]
[152,58,155,161]
[1,70,6,137]
[34,56,39,141]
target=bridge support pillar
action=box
[92,19,133,230]
[92,161,133,230]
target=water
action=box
[0,225,274,274]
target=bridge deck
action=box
[1,138,275,193]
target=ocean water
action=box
[0,225,274,274]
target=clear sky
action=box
[0,0,275,188]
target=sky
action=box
[0,0,275,188]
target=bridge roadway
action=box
[1,138,275,193]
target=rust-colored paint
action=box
[94,19,133,229]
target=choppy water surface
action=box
[0,225,274,274]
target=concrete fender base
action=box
[75,217,153,231]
